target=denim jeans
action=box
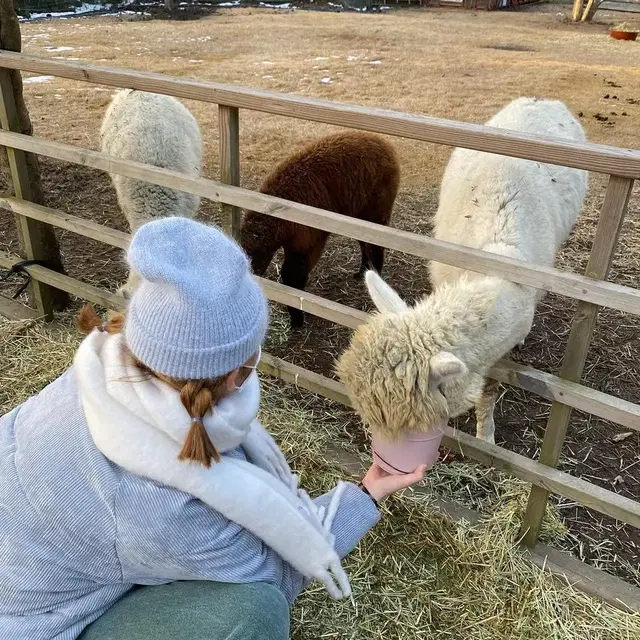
[78,581,290,640]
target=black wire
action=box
[0,259,49,299]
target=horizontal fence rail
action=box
[1,130,639,316]
[2,52,640,177]
[260,354,640,529]
[1,250,638,530]
[1,198,639,436]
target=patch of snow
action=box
[314,57,328,61]
[262,75,274,79]
[262,61,274,65]
[347,55,358,61]
[21,3,105,21]
[52,56,81,61]
[259,2,292,7]
[369,60,382,65]
[188,59,204,63]
[23,75,55,84]
[321,77,332,84]
[45,46,75,52]
[217,1,240,5]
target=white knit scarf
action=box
[74,331,351,599]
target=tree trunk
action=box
[0,0,68,311]
[165,0,176,12]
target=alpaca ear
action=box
[429,352,466,387]
[365,271,408,314]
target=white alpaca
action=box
[337,98,588,445]
[101,89,202,298]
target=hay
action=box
[1,316,639,639]
[259,378,640,640]
[0,313,80,414]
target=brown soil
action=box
[0,6,638,586]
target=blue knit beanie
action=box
[124,217,268,379]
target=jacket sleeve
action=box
[114,476,379,604]
[313,482,380,559]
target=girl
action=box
[0,217,425,640]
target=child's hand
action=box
[361,463,427,503]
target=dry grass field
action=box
[1,2,639,607]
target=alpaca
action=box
[240,131,400,328]
[100,89,202,299]
[337,98,588,445]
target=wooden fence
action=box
[0,51,639,609]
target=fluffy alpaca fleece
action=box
[240,130,400,328]
[100,90,202,298]
[337,98,588,444]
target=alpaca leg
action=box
[355,242,385,280]
[475,379,501,444]
[354,178,396,279]
[280,251,313,329]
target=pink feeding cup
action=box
[371,425,445,475]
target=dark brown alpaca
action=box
[241,131,400,328]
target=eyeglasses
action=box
[242,345,261,371]
[235,346,261,391]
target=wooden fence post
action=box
[572,0,584,20]
[0,68,63,320]
[218,104,241,240]
[521,175,634,547]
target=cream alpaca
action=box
[100,89,202,299]
[337,98,588,444]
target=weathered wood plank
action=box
[0,52,639,177]
[1,250,637,530]
[1,201,638,432]
[218,105,241,239]
[259,352,640,528]
[0,197,130,250]
[522,176,635,546]
[0,132,639,316]
[0,69,60,318]
[0,294,39,321]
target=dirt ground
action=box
[0,4,639,586]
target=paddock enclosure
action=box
[0,39,639,610]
